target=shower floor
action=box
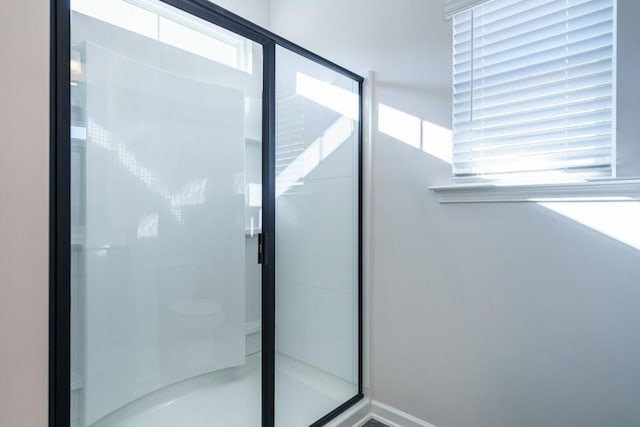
[90,352,355,427]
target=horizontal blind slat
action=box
[453,134,612,157]
[472,17,612,69]
[473,0,610,40]
[454,122,611,149]
[454,152,613,172]
[472,10,612,57]
[472,72,612,110]
[473,35,612,79]
[454,83,612,121]
[454,151,612,174]
[457,98,612,132]
[454,57,611,97]
[453,166,613,177]
[455,109,612,143]
[453,45,612,88]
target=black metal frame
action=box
[262,40,277,427]
[50,1,71,426]
[50,1,364,426]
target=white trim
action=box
[325,398,437,427]
[430,178,640,203]
[352,414,375,426]
[369,401,437,427]
[325,397,371,427]
[363,70,375,392]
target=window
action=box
[71,0,253,72]
[450,0,615,183]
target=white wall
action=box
[269,1,640,426]
[0,1,50,427]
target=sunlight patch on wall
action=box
[378,103,421,149]
[422,120,452,163]
[539,201,640,250]
[378,103,453,163]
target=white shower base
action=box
[90,352,356,427]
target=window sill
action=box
[429,178,640,203]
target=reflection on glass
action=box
[71,0,252,72]
[275,46,360,426]
[70,1,263,426]
[295,72,359,119]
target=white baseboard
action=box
[367,401,436,427]
[325,398,371,427]
[327,397,436,427]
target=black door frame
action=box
[50,1,364,426]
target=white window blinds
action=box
[452,0,615,181]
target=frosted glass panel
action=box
[70,3,262,426]
[275,46,360,426]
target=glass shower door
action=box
[274,46,361,426]
[69,1,263,425]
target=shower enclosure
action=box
[50,1,362,426]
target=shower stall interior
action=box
[50,1,363,426]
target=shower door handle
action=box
[257,233,265,264]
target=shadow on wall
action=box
[377,102,640,251]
